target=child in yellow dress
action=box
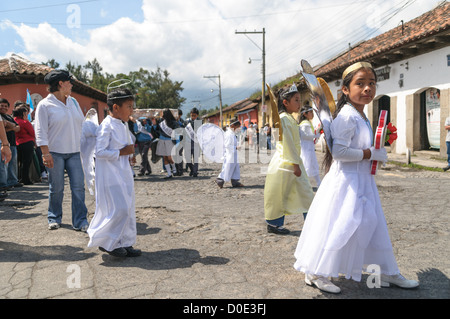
[264,83,314,235]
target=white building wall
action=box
[326,46,450,155]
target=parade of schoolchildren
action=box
[1,1,449,301]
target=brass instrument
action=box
[300,60,334,151]
[266,83,283,142]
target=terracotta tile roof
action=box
[0,54,106,101]
[0,54,53,77]
[203,98,257,118]
[313,1,450,80]
[235,101,258,113]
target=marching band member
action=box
[299,103,322,188]
[215,117,243,188]
[87,88,141,258]
[264,84,314,235]
[293,62,419,293]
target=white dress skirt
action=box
[299,120,320,179]
[294,104,400,281]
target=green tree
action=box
[66,61,88,83]
[42,59,60,69]
[129,67,185,109]
[46,58,185,110]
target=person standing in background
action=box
[35,69,88,232]
[13,105,36,185]
[0,98,21,191]
[444,116,450,171]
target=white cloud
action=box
[8,22,87,65]
[2,0,440,105]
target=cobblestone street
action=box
[0,150,449,301]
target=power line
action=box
[266,0,418,81]
[0,0,100,13]
[1,0,376,27]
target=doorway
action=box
[420,88,440,150]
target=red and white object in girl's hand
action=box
[371,110,388,175]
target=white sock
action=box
[170,163,176,173]
[165,164,172,176]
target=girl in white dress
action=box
[293,62,419,293]
[299,104,322,187]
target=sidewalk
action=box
[386,147,448,170]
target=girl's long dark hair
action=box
[299,103,312,122]
[162,109,178,129]
[322,66,377,174]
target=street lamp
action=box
[203,75,223,128]
[248,57,261,64]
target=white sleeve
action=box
[330,109,367,161]
[224,131,235,153]
[95,124,120,161]
[299,123,320,141]
[35,103,49,147]
[331,112,357,147]
[332,143,364,162]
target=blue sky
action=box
[0,0,441,111]
[1,1,144,52]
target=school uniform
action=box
[155,120,176,157]
[184,119,202,176]
[135,121,153,175]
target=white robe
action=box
[80,120,98,195]
[87,116,136,251]
[218,128,240,182]
[299,120,321,181]
[294,104,399,281]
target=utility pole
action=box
[235,28,266,126]
[203,75,223,128]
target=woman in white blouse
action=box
[35,70,88,231]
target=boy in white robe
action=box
[87,89,141,258]
[215,118,243,188]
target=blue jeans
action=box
[266,216,285,227]
[47,152,88,229]
[447,141,450,165]
[0,146,18,188]
[7,146,18,186]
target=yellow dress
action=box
[264,112,314,222]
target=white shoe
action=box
[305,274,341,294]
[380,274,419,289]
[48,222,60,230]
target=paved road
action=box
[0,149,449,301]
